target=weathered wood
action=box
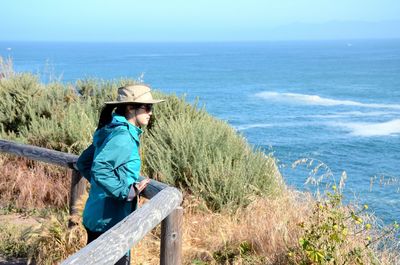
[160,207,183,265]
[138,176,169,199]
[69,170,86,218]
[0,139,170,200]
[0,139,77,169]
[61,187,183,265]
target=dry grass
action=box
[128,190,312,265]
[0,156,397,264]
[26,213,87,265]
[0,155,70,210]
[131,191,399,265]
[0,56,14,80]
[181,190,312,264]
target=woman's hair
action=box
[97,104,116,130]
[114,104,128,116]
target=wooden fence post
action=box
[69,169,86,224]
[160,206,183,265]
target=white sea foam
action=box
[328,119,400,137]
[235,123,274,131]
[256,91,400,110]
[309,111,400,118]
[127,53,199,57]
[236,121,318,131]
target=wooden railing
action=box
[0,139,183,265]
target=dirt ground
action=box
[0,213,40,228]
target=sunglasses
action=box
[139,104,153,112]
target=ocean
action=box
[1,40,399,224]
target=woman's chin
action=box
[138,121,149,127]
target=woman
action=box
[77,84,164,265]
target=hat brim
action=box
[104,99,165,105]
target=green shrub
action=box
[285,158,400,264]
[20,100,96,153]
[287,181,399,264]
[0,73,42,134]
[144,93,282,210]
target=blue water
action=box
[1,40,399,224]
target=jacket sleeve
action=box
[91,130,139,200]
[76,144,95,182]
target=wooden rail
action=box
[62,188,182,265]
[0,139,183,265]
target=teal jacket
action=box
[77,114,142,232]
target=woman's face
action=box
[130,104,153,127]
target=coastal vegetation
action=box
[0,60,398,264]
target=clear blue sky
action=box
[2,0,400,41]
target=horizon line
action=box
[1,37,400,44]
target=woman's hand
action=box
[136,178,151,193]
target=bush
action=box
[144,93,282,210]
[0,74,42,134]
[286,160,400,265]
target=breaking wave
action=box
[255,91,400,110]
[235,123,274,131]
[309,111,400,118]
[327,119,400,137]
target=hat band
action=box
[117,91,153,102]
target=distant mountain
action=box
[265,20,400,40]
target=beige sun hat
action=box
[104,84,165,105]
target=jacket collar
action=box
[111,114,142,143]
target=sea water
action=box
[1,40,399,223]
